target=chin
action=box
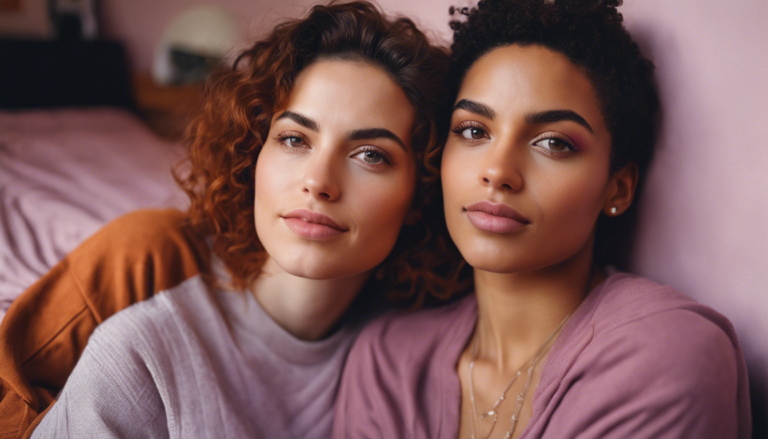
[462,252,528,274]
[461,240,593,275]
[279,261,345,280]
[271,253,362,281]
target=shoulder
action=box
[78,276,214,391]
[93,275,211,345]
[549,274,745,437]
[67,208,210,312]
[31,296,176,438]
[588,272,737,338]
[583,273,740,383]
[583,308,738,389]
[73,208,205,262]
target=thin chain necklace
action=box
[468,312,572,439]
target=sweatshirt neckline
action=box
[208,252,358,366]
[439,272,621,438]
[216,287,357,365]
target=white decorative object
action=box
[152,6,241,85]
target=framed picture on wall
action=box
[48,0,98,39]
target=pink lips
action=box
[281,209,347,240]
[464,201,530,234]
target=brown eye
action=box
[352,148,390,167]
[546,138,568,151]
[533,136,575,154]
[284,136,304,147]
[461,127,487,140]
[362,150,384,164]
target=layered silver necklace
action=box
[468,312,572,439]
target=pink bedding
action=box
[0,108,187,320]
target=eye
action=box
[461,127,487,140]
[279,135,305,148]
[535,137,572,152]
[361,150,384,164]
[451,122,489,142]
[352,147,391,167]
[531,134,577,156]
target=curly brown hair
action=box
[175,1,470,307]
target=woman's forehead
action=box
[458,45,605,127]
[282,60,414,128]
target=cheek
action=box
[441,144,478,226]
[353,171,416,244]
[534,165,607,239]
[254,149,291,225]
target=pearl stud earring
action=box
[610,207,618,214]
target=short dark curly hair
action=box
[448,0,659,178]
[448,0,660,267]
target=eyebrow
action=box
[275,111,319,131]
[453,99,496,119]
[453,99,594,134]
[526,110,593,133]
[347,128,406,151]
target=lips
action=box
[464,200,530,234]
[281,209,347,240]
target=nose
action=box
[479,141,524,192]
[302,151,341,201]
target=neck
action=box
[472,242,605,372]
[251,258,370,341]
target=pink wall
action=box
[100,0,768,429]
[620,1,768,430]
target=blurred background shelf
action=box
[133,73,203,140]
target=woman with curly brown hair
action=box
[1,2,461,438]
[333,1,751,438]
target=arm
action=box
[30,320,168,439]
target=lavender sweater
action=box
[333,272,751,438]
[32,274,362,439]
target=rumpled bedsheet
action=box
[0,108,187,320]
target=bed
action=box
[0,40,187,321]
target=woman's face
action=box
[442,44,615,274]
[255,60,417,280]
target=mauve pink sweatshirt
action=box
[333,272,751,438]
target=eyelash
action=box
[274,132,392,168]
[450,121,489,143]
[275,132,307,149]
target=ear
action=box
[602,163,639,217]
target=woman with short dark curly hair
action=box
[333,1,751,438]
[24,2,465,438]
